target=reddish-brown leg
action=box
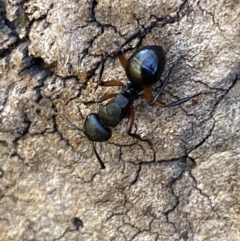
[143,87,165,106]
[97,52,127,86]
[118,52,127,69]
[84,92,118,105]
[143,87,192,107]
[96,93,118,103]
[97,58,124,87]
[126,105,135,134]
[100,80,124,87]
[126,105,152,147]
[99,52,127,86]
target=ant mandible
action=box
[33,45,192,169]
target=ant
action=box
[33,45,192,169]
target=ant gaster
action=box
[33,45,192,169]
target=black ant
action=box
[33,45,192,169]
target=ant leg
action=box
[165,97,192,107]
[142,63,195,107]
[165,93,202,107]
[85,54,126,104]
[96,93,118,103]
[97,56,124,87]
[100,52,127,82]
[142,87,165,107]
[126,105,135,134]
[151,59,196,106]
[143,87,153,103]
[150,66,175,105]
[142,87,192,107]
[118,52,127,69]
[118,31,141,50]
[126,105,152,147]
[84,93,118,105]
[100,80,124,87]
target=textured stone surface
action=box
[0,0,240,240]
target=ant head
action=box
[32,101,106,169]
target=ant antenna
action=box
[31,101,84,133]
[32,101,106,169]
[92,142,105,169]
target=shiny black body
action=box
[33,45,190,169]
[125,45,166,88]
[84,45,166,142]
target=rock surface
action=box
[0,0,240,240]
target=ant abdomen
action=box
[125,45,166,87]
